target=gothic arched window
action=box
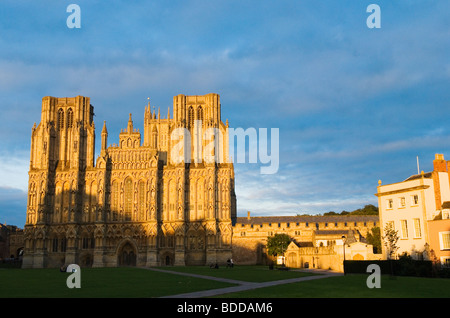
[111,181,118,211]
[197,106,203,125]
[57,108,64,130]
[188,106,194,129]
[111,181,119,221]
[138,180,145,220]
[67,108,74,128]
[124,178,133,221]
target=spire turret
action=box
[101,120,108,134]
[101,120,108,156]
[127,113,133,132]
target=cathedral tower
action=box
[24,96,95,268]
[23,93,236,269]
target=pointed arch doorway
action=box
[117,241,137,266]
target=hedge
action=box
[343,260,434,278]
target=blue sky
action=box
[1,1,449,227]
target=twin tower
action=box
[23,94,237,268]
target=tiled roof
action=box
[236,215,379,225]
[290,241,314,248]
[442,201,450,209]
[403,171,432,181]
[315,230,349,235]
[315,229,364,243]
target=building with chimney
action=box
[376,154,450,266]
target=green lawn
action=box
[1,266,449,298]
[216,274,450,298]
[0,267,235,298]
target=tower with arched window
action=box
[23,93,236,268]
[24,96,95,268]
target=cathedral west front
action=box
[23,93,237,268]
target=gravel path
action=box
[141,267,342,298]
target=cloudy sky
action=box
[1,1,449,227]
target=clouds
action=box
[0,187,27,226]
[0,150,29,226]
[0,151,29,191]
[0,1,449,227]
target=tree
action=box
[382,223,399,259]
[297,204,379,217]
[349,204,379,215]
[366,226,381,254]
[266,233,291,257]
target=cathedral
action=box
[23,94,237,268]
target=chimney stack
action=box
[434,154,447,172]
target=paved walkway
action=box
[142,267,342,298]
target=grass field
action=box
[0,267,235,298]
[215,274,450,298]
[0,266,449,298]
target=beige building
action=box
[427,217,450,267]
[376,154,450,264]
[23,94,236,268]
[232,213,380,271]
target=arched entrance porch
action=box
[117,240,137,266]
[160,251,174,266]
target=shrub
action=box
[344,259,434,278]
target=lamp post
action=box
[342,235,346,275]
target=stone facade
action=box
[0,224,23,260]
[232,213,381,270]
[0,224,10,260]
[23,94,236,268]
